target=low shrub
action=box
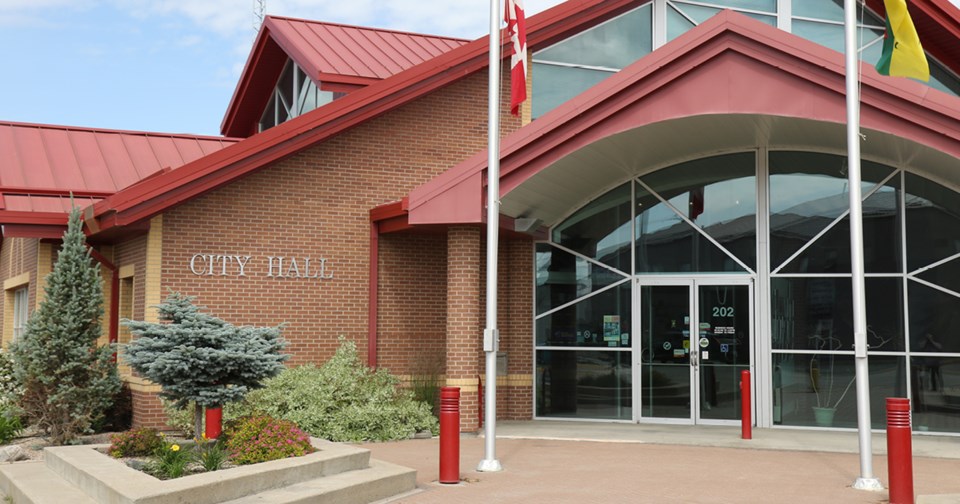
[242,338,439,442]
[223,415,314,465]
[108,427,165,458]
[0,351,22,412]
[0,411,21,445]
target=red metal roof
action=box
[5,0,958,237]
[220,16,468,137]
[267,15,467,82]
[0,121,239,195]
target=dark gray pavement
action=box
[360,421,960,503]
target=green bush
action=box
[0,351,22,412]
[223,415,313,465]
[0,411,22,445]
[108,427,165,458]
[242,338,439,442]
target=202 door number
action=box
[712,306,735,317]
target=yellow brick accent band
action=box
[144,215,163,323]
[124,375,163,393]
[118,264,135,279]
[3,272,30,292]
[35,242,52,306]
[448,374,532,388]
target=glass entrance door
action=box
[639,279,753,423]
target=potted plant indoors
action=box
[808,334,856,427]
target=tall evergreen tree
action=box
[11,207,120,444]
[124,293,287,438]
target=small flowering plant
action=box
[194,434,229,472]
[223,415,315,465]
[149,441,191,479]
[108,428,165,458]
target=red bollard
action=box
[887,398,914,504]
[740,370,752,440]
[204,406,222,440]
[439,387,461,484]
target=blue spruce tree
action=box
[123,292,287,438]
[11,207,120,444]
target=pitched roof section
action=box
[97,0,643,231]
[0,121,238,230]
[406,9,960,226]
[220,16,468,137]
[37,0,960,235]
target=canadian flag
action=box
[505,0,527,116]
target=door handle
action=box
[690,351,698,369]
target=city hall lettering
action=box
[189,254,333,279]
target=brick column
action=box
[445,226,483,432]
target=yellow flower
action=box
[171,444,180,452]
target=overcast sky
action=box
[1,1,957,136]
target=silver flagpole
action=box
[844,0,881,491]
[478,0,502,473]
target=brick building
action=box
[3,0,960,434]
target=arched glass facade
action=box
[533,0,960,119]
[535,151,960,433]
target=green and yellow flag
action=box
[875,0,930,81]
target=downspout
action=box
[367,221,379,368]
[87,247,119,348]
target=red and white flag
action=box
[505,0,527,116]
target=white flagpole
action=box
[844,0,882,491]
[478,0,503,473]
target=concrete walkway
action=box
[361,421,960,503]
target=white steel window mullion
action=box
[777,0,790,32]
[653,0,668,49]
[535,278,631,321]
[631,179,640,422]
[899,169,914,403]
[756,147,772,427]
[545,241,632,280]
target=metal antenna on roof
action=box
[253,0,266,35]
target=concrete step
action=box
[0,461,96,504]
[0,438,416,504]
[43,439,371,504]
[221,459,418,504]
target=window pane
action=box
[536,350,632,420]
[908,280,960,354]
[535,5,652,69]
[635,183,747,273]
[905,173,960,272]
[672,3,776,26]
[779,173,901,274]
[640,153,756,270]
[912,357,960,433]
[793,0,844,22]
[773,354,905,428]
[553,183,631,272]
[771,277,904,351]
[917,258,960,295]
[769,152,891,272]
[929,60,960,97]
[693,0,776,13]
[259,94,277,131]
[536,282,631,347]
[532,63,613,119]
[667,5,696,43]
[536,243,626,316]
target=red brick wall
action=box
[377,232,447,376]
[131,388,174,431]
[445,226,483,430]
[115,235,148,322]
[158,70,515,365]
[0,237,40,320]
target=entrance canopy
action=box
[407,11,960,229]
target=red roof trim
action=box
[0,210,68,226]
[369,200,406,222]
[2,224,68,239]
[407,9,960,225]
[95,0,642,230]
